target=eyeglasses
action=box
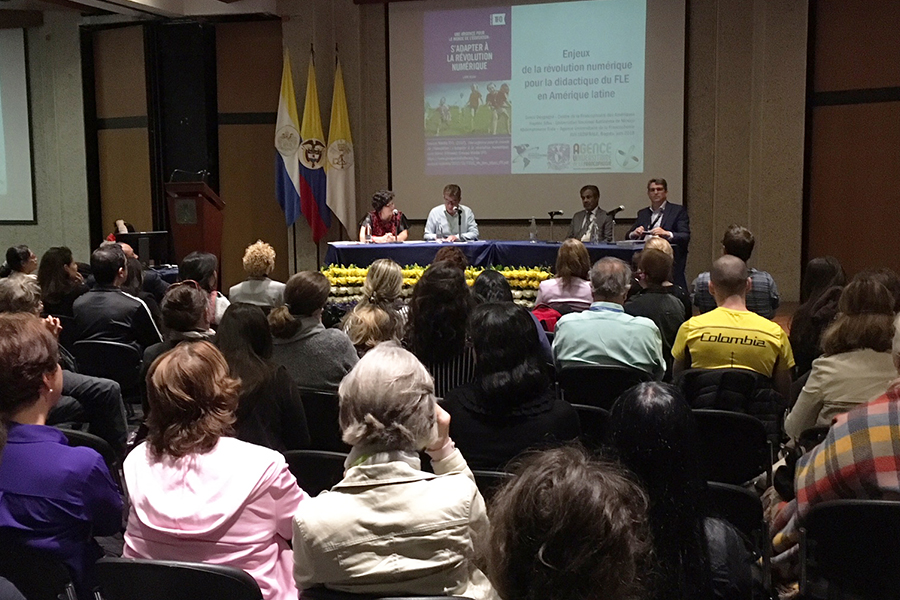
[170,279,202,291]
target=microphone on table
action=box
[392,209,399,237]
[606,205,625,217]
[547,210,563,218]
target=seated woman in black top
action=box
[441,302,580,471]
[37,246,88,317]
[216,303,310,452]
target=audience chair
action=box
[55,314,78,353]
[283,450,348,496]
[94,557,263,600]
[300,389,352,452]
[0,535,77,600]
[304,588,473,600]
[58,427,121,486]
[677,368,785,443]
[71,340,142,397]
[706,481,772,591]
[797,425,831,454]
[693,409,772,486]
[571,403,609,452]
[557,365,652,410]
[800,500,900,600]
[471,470,512,502]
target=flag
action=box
[274,48,302,226]
[298,53,330,243]
[326,59,356,235]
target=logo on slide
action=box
[491,13,506,25]
[547,144,571,171]
[615,143,642,170]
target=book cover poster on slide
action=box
[423,0,646,176]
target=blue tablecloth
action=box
[324,240,642,268]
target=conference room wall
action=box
[0,11,91,262]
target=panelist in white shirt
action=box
[424,184,479,242]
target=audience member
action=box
[403,262,476,396]
[432,245,469,271]
[789,256,845,376]
[866,267,900,312]
[566,184,613,243]
[0,277,128,453]
[292,343,494,600]
[0,313,122,598]
[122,257,161,325]
[534,238,593,312]
[606,382,755,600]
[442,302,579,470]
[73,244,162,352]
[672,255,794,400]
[784,275,897,440]
[553,257,665,379]
[627,178,691,288]
[625,248,688,381]
[179,251,229,326]
[228,240,286,309]
[692,225,780,319]
[142,281,215,374]
[123,341,307,600]
[472,269,552,363]
[342,258,406,356]
[217,303,310,452]
[630,236,692,320]
[100,241,169,304]
[0,245,37,281]
[37,246,89,317]
[482,446,653,600]
[269,271,358,392]
[358,190,409,243]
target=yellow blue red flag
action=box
[274,48,302,226]
[298,53,330,242]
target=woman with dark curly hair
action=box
[482,446,653,600]
[37,246,89,317]
[358,190,409,243]
[217,303,310,452]
[442,302,578,470]
[606,382,754,600]
[123,341,307,600]
[403,261,475,397]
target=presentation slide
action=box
[0,29,36,223]
[390,0,685,222]
[423,0,645,176]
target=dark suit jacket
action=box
[566,209,614,242]
[627,202,691,248]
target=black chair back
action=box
[571,403,609,451]
[300,389,351,452]
[557,365,652,410]
[58,427,120,484]
[471,470,512,502]
[797,425,831,453]
[56,315,78,353]
[283,450,348,496]
[801,500,900,600]
[0,536,76,600]
[304,588,473,600]
[95,557,263,600]
[706,481,772,592]
[693,409,771,486]
[71,340,142,395]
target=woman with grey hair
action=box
[292,342,494,600]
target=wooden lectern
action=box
[164,182,225,265]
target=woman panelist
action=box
[359,190,409,243]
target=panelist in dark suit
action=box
[627,178,691,288]
[566,185,613,243]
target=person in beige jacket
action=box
[292,342,495,600]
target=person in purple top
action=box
[0,313,122,598]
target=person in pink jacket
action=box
[123,341,307,600]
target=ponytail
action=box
[268,305,301,339]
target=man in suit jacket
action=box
[627,178,691,288]
[566,185,613,243]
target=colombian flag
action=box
[275,48,302,226]
[326,59,356,235]
[298,54,330,243]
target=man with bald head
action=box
[671,255,794,399]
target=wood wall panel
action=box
[97,128,153,233]
[814,0,900,92]
[215,21,282,114]
[93,26,147,118]
[217,124,288,290]
[807,102,900,276]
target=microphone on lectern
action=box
[606,205,625,217]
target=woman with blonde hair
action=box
[269,271,358,391]
[342,259,406,356]
[784,273,898,439]
[123,341,307,600]
[534,238,593,311]
[228,240,286,309]
[292,343,494,600]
